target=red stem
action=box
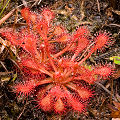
[37,78,52,85]
[53,38,75,58]
[78,48,95,65]
[44,38,58,72]
[33,60,53,77]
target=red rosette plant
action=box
[0,7,114,115]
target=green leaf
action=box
[12,72,17,82]
[110,56,120,65]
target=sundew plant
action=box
[0,7,114,114]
